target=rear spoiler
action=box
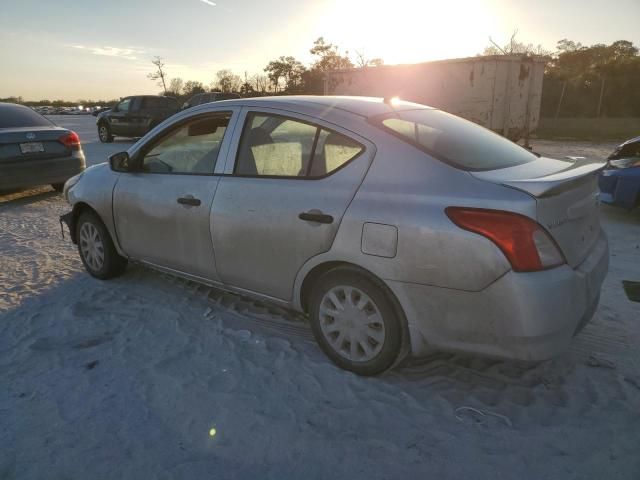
[479,160,607,198]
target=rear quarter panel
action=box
[293,130,538,307]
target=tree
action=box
[355,50,384,68]
[147,56,168,94]
[167,77,184,96]
[482,30,550,56]
[213,69,242,93]
[252,74,269,93]
[264,56,306,92]
[540,39,640,118]
[310,37,354,72]
[301,37,356,94]
[183,80,206,96]
[237,72,254,96]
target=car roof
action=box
[211,95,430,119]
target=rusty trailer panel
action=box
[324,55,547,141]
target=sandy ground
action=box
[1,116,639,479]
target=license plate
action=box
[19,142,44,154]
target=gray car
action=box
[60,96,609,375]
[0,103,85,192]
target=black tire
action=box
[98,123,114,143]
[76,211,127,279]
[309,267,403,376]
[51,183,64,192]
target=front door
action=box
[109,97,132,136]
[211,109,373,300]
[113,110,237,281]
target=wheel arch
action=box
[67,202,100,244]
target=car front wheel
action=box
[309,268,403,376]
[76,212,127,279]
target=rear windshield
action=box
[0,105,53,128]
[374,109,536,171]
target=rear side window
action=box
[0,105,53,128]
[375,109,536,171]
[142,97,175,109]
[235,113,363,178]
[309,129,363,177]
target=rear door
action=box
[210,108,374,300]
[113,109,239,280]
[126,97,148,136]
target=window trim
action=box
[369,109,537,172]
[232,111,366,180]
[131,111,234,177]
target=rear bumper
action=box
[0,154,85,191]
[387,230,609,361]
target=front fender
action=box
[66,163,125,255]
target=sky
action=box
[0,0,638,101]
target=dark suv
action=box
[96,96,179,143]
[181,92,241,110]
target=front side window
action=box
[117,98,131,113]
[374,109,537,171]
[235,113,363,177]
[140,113,231,174]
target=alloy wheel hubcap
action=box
[99,127,107,140]
[318,285,386,362]
[79,222,105,271]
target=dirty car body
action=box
[61,96,609,374]
[599,136,640,209]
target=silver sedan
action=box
[60,96,609,375]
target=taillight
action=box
[445,207,565,272]
[59,131,81,150]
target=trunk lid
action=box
[471,157,606,267]
[0,126,72,162]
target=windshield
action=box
[0,105,53,128]
[374,109,537,171]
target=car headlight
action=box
[63,172,84,201]
[608,158,640,169]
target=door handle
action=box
[177,196,201,207]
[298,211,333,224]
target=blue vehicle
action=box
[599,136,640,209]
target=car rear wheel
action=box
[309,268,403,376]
[98,124,113,143]
[76,212,127,279]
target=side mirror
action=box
[109,151,132,172]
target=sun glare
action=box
[317,0,500,64]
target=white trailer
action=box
[324,55,547,142]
